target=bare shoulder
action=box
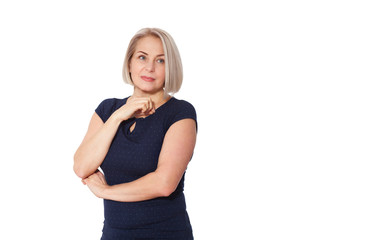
[160,118,196,160]
[167,118,196,135]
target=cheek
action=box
[129,60,141,73]
[157,66,166,78]
[128,62,133,73]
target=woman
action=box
[74,28,197,239]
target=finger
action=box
[136,112,151,118]
[141,98,151,111]
[137,100,147,113]
[148,107,155,115]
[152,100,156,111]
[142,103,148,113]
[148,98,153,111]
[98,174,107,184]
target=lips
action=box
[141,76,155,82]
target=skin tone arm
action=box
[82,118,197,202]
[73,113,121,179]
[73,97,156,179]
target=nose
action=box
[145,60,155,72]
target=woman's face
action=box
[129,36,166,95]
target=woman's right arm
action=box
[73,112,122,179]
[73,97,155,179]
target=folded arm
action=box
[74,97,156,179]
[83,118,197,202]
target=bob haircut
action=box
[122,28,183,97]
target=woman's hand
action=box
[82,170,109,199]
[114,96,155,121]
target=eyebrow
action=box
[136,51,164,57]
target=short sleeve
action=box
[95,98,116,123]
[168,100,198,132]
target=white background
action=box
[1,0,375,239]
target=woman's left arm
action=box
[83,118,197,202]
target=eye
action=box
[138,55,146,60]
[157,59,165,64]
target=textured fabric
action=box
[95,96,196,239]
[100,212,194,240]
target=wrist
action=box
[109,111,125,125]
[101,185,113,200]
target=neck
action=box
[132,88,170,108]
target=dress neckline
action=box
[124,96,174,111]
[124,96,175,121]
[155,96,174,111]
[124,96,174,135]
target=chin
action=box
[134,82,164,94]
[137,86,164,94]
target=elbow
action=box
[154,171,178,197]
[73,153,88,179]
[73,164,87,179]
[158,182,177,197]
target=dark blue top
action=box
[95,96,197,231]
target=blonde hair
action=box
[122,28,183,97]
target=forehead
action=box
[135,36,164,55]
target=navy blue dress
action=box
[95,96,197,240]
